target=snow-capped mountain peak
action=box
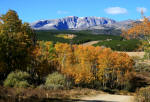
[30,16,116,30]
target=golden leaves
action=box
[54,43,134,85]
[122,17,150,39]
[31,41,135,87]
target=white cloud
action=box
[57,10,69,14]
[105,7,128,14]
[136,7,147,13]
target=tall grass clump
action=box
[136,86,150,102]
[45,72,71,90]
[4,71,31,88]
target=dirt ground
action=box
[125,52,145,58]
[81,94,135,102]
[82,41,99,46]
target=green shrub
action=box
[45,84,64,90]
[136,86,150,102]
[4,71,31,88]
[45,72,70,90]
[15,81,30,88]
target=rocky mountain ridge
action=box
[30,16,139,30]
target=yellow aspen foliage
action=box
[31,41,135,88]
[32,41,57,78]
[122,17,150,40]
[122,17,150,59]
[0,10,34,76]
[54,43,134,86]
[31,41,135,87]
[97,50,134,87]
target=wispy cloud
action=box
[105,7,128,14]
[57,10,69,14]
[136,7,147,13]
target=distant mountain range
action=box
[30,16,141,30]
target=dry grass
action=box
[125,52,145,58]
[55,34,76,39]
[0,86,104,100]
[118,52,145,59]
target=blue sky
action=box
[0,0,150,22]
